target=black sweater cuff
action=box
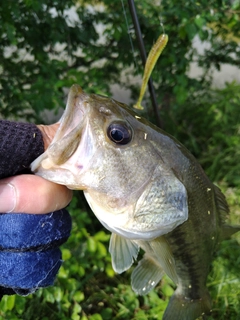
[0,120,44,178]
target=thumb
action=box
[0,175,72,214]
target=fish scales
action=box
[31,85,240,320]
[143,132,219,315]
[161,159,220,318]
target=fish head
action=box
[31,84,188,240]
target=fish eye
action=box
[107,122,132,145]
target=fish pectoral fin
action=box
[163,288,212,320]
[131,254,164,295]
[109,233,139,274]
[150,237,178,285]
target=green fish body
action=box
[31,85,240,320]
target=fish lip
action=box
[49,85,87,147]
[31,84,89,172]
[34,166,85,189]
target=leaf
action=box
[87,237,97,253]
[62,248,72,260]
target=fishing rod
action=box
[127,0,162,128]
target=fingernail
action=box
[0,183,17,213]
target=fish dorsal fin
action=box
[221,224,240,240]
[109,233,139,274]
[131,254,164,295]
[214,185,240,239]
[213,184,230,222]
[149,237,178,285]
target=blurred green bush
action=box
[159,81,240,187]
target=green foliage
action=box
[0,0,240,319]
[1,0,240,124]
[159,81,240,186]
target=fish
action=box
[31,84,240,320]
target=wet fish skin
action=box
[31,85,240,320]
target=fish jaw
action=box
[31,85,96,188]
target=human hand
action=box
[0,123,72,214]
[36,123,60,150]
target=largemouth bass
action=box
[31,84,240,320]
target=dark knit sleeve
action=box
[0,120,44,178]
[0,120,72,299]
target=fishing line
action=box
[158,1,165,36]
[120,0,137,68]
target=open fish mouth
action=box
[31,85,89,186]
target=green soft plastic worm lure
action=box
[134,33,168,110]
